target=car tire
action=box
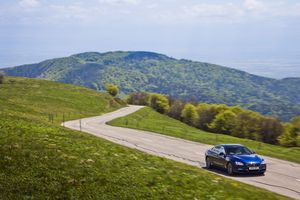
[227,162,234,175]
[206,157,212,169]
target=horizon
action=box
[1,0,299,79]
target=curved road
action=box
[64,105,300,200]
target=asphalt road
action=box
[64,105,300,200]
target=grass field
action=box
[107,106,300,164]
[0,77,292,199]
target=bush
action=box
[105,83,119,97]
[0,73,4,84]
[125,92,150,105]
[181,103,199,126]
[149,93,169,114]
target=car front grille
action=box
[246,163,260,167]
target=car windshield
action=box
[226,147,252,155]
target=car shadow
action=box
[202,166,265,178]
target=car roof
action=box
[217,144,245,148]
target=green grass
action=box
[0,76,123,124]
[107,106,300,165]
[0,77,292,199]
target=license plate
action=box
[249,167,259,170]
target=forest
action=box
[125,92,300,148]
[2,51,300,122]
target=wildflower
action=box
[13,143,21,149]
[80,160,85,164]
[49,144,56,147]
[69,156,77,159]
[94,153,100,156]
[114,154,119,157]
[87,159,94,163]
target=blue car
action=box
[205,144,266,175]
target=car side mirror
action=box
[252,151,256,154]
[219,152,225,157]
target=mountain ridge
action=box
[2,51,300,122]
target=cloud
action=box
[182,3,241,18]
[244,0,262,10]
[98,0,140,5]
[19,0,41,8]
[165,0,297,24]
[47,5,109,21]
[147,4,157,9]
[3,0,300,26]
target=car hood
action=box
[231,154,262,163]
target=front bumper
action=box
[233,164,267,174]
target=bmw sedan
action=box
[205,144,266,175]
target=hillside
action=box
[1,77,290,199]
[2,51,300,122]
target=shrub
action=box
[0,73,4,84]
[149,93,169,114]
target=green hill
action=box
[2,51,300,122]
[1,77,290,199]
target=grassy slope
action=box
[107,107,300,165]
[0,77,291,199]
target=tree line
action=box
[125,92,300,147]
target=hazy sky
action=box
[1,0,300,79]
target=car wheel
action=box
[206,157,212,168]
[227,162,234,175]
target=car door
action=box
[210,146,220,165]
[215,146,227,168]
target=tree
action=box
[209,110,237,135]
[181,103,199,126]
[105,83,119,97]
[167,100,186,120]
[149,93,169,114]
[278,123,297,147]
[258,117,284,145]
[0,73,3,84]
[197,106,216,131]
[278,116,300,147]
[231,112,260,140]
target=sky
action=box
[0,0,300,79]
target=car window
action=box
[226,147,252,155]
[212,146,220,153]
[219,146,225,154]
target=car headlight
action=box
[261,160,266,164]
[235,161,244,166]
